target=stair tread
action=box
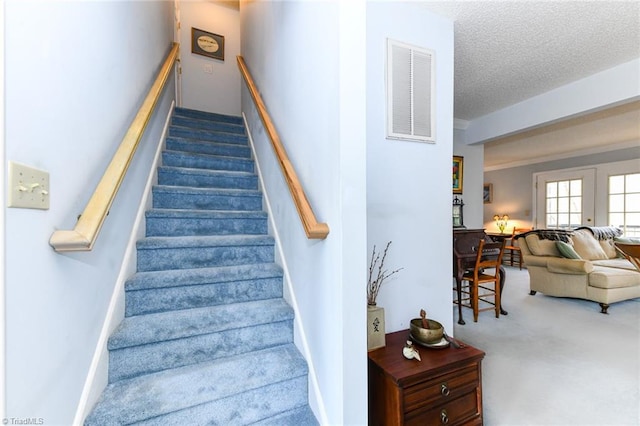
[146,208,267,219]
[250,405,319,426]
[131,379,311,426]
[109,298,293,349]
[170,123,247,137]
[137,234,274,249]
[174,107,243,124]
[169,126,248,146]
[158,165,255,177]
[87,344,307,425]
[170,117,246,134]
[163,149,252,162]
[166,133,249,147]
[126,263,282,291]
[153,184,262,196]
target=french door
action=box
[534,168,595,229]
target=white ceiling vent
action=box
[386,39,435,143]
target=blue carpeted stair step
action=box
[157,166,257,189]
[137,235,275,272]
[251,405,320,426]
[169,125,248,145]
[174,107,244,125]
[152,185,263,211]
[85,344,309,425]
[108,298,294,381]
[166,136,251,158]
[162,149,254,172]
[85,107,318,425]
[146,208,268,237]
[124,263,283,316]
[171,115,246,135]
[134,376,311,426]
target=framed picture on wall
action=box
[453,156,463,194]
[483,183,493,204]
[191,27,225,61]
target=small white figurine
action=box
[402,340,421,361]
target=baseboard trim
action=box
[72,101,174,425]
[242,112,328,425]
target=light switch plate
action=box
[8,161,50,209]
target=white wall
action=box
[4,1,174,423]
[483,147,640,230]
[180,1,241,115]
[453,128,485,229]
[367,3,455,335]
[1,1,6,418]
[240,1,368,424]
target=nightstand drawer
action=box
[405,390,481,426]
[404,364,480,413]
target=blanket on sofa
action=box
[515,229,573,243]
[575,226,622,240]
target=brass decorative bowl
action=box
[410,318,444,344]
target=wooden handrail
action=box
[237,56,329,240]
[49,43,180,252]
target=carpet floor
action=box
[453,266,640,426]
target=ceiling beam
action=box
[463,58,640,145]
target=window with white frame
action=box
[609,173,640,237]
[545,179,583,229]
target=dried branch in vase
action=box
[367,241,403,306]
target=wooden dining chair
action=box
[460,239,506,322]
[504,227,531,269]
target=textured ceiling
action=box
[422,1,640,121]
[421,1,640,169]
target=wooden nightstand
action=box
[368,330,485,425]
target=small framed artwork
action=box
[483,183,493,204]
[191,27,224,61]
[453,156,464,194]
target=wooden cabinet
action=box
[368,330,485,425]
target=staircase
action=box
[85,107,318,425]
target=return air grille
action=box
[386,39,435,143]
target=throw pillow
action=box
[571,229,608,260]
[556,241,581,259]
[525,234,561,257]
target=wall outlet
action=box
[8,161,50,210]
[203,64,213,74]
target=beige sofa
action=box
[516,227,640,314]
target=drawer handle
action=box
[441,383,450,396]
[440,409,449,424]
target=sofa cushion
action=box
[599,239,619,259]
[525,234,561,257]
[556,241,581,259]
[592,258,637,272]
[588,265,640,289]
[572,229,608,260]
